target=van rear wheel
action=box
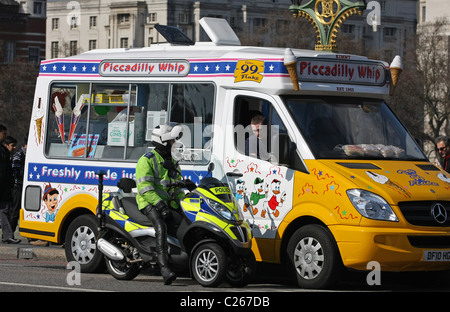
[287,224,342,289]
[65,214,105,273]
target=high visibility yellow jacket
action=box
[135,150,184,211]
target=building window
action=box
[118,14,130,24]
[70,16,78,29]
[51,42,58,58]
[4,42,15,63]
[52,18,59,30]
[148,13,157,23]
[89,40,97,50]
[120,38,128,48]
[342,24,355,34]
[28,47,40,64]
[178,13,189,24]
[253,18,267,27]
[90,16,97,29]
[422,6,426,23]
[383,27,396,37]
[70,41,77,56]
[33,1,43,14]
[148,37,153,46]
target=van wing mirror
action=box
[277,133,296,166]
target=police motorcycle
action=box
[95,157,255,287]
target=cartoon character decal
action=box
[264,179,286,218]
[24,183,109,223]
[42,183,60,222]
[438,172,450,186]
[228,160,293,239]
[250,177,266,217]
[366,171,411,198]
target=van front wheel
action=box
[287,224,342,289]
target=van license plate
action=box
[423,250,450,261]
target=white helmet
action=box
[151,122,183,147]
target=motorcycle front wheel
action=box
[105,258,140,280]
[191,242,227,287]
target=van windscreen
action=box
[282,96,427,161]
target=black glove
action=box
[183,179,197,191]
[155,201,170,219]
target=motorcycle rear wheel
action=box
[226,253,256,287]
[105,259,141,280]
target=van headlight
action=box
[347,189,398,222]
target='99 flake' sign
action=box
[234,60,264,83]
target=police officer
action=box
[136,123,185,285]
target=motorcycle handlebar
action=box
[167,179,197,192]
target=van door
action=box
[222,90,298,248]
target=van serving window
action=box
[45,82,215,163]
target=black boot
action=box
[157,254,177,285]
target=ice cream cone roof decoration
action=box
[284,48,300,91]
[389,55,403,95]
[390,55,403,71]
[289,0,366,52]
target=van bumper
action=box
[331,224,450,271]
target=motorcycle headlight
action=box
[205,198,237,222]
[234,197,245,222]
[347,189,398,222]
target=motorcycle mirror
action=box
[206,162,215,177]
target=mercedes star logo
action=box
[431,203,447,224]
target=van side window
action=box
[45,82,214,163]
[233,95,287,163]
[147,83,215,163]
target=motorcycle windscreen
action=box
[199,177,235,203]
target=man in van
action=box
[135,123,185,285]
[245,113,269,160]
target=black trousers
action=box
[10,186,21,232]
[142,205,183,266]
[143,205,169,261]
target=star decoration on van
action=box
[40,60,289,77]
[40,62,100,75]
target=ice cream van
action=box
[20,18,450,289]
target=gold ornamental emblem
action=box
[315,0,341,25]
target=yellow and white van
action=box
[20,18,450,288]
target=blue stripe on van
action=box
[27,162,205,186]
